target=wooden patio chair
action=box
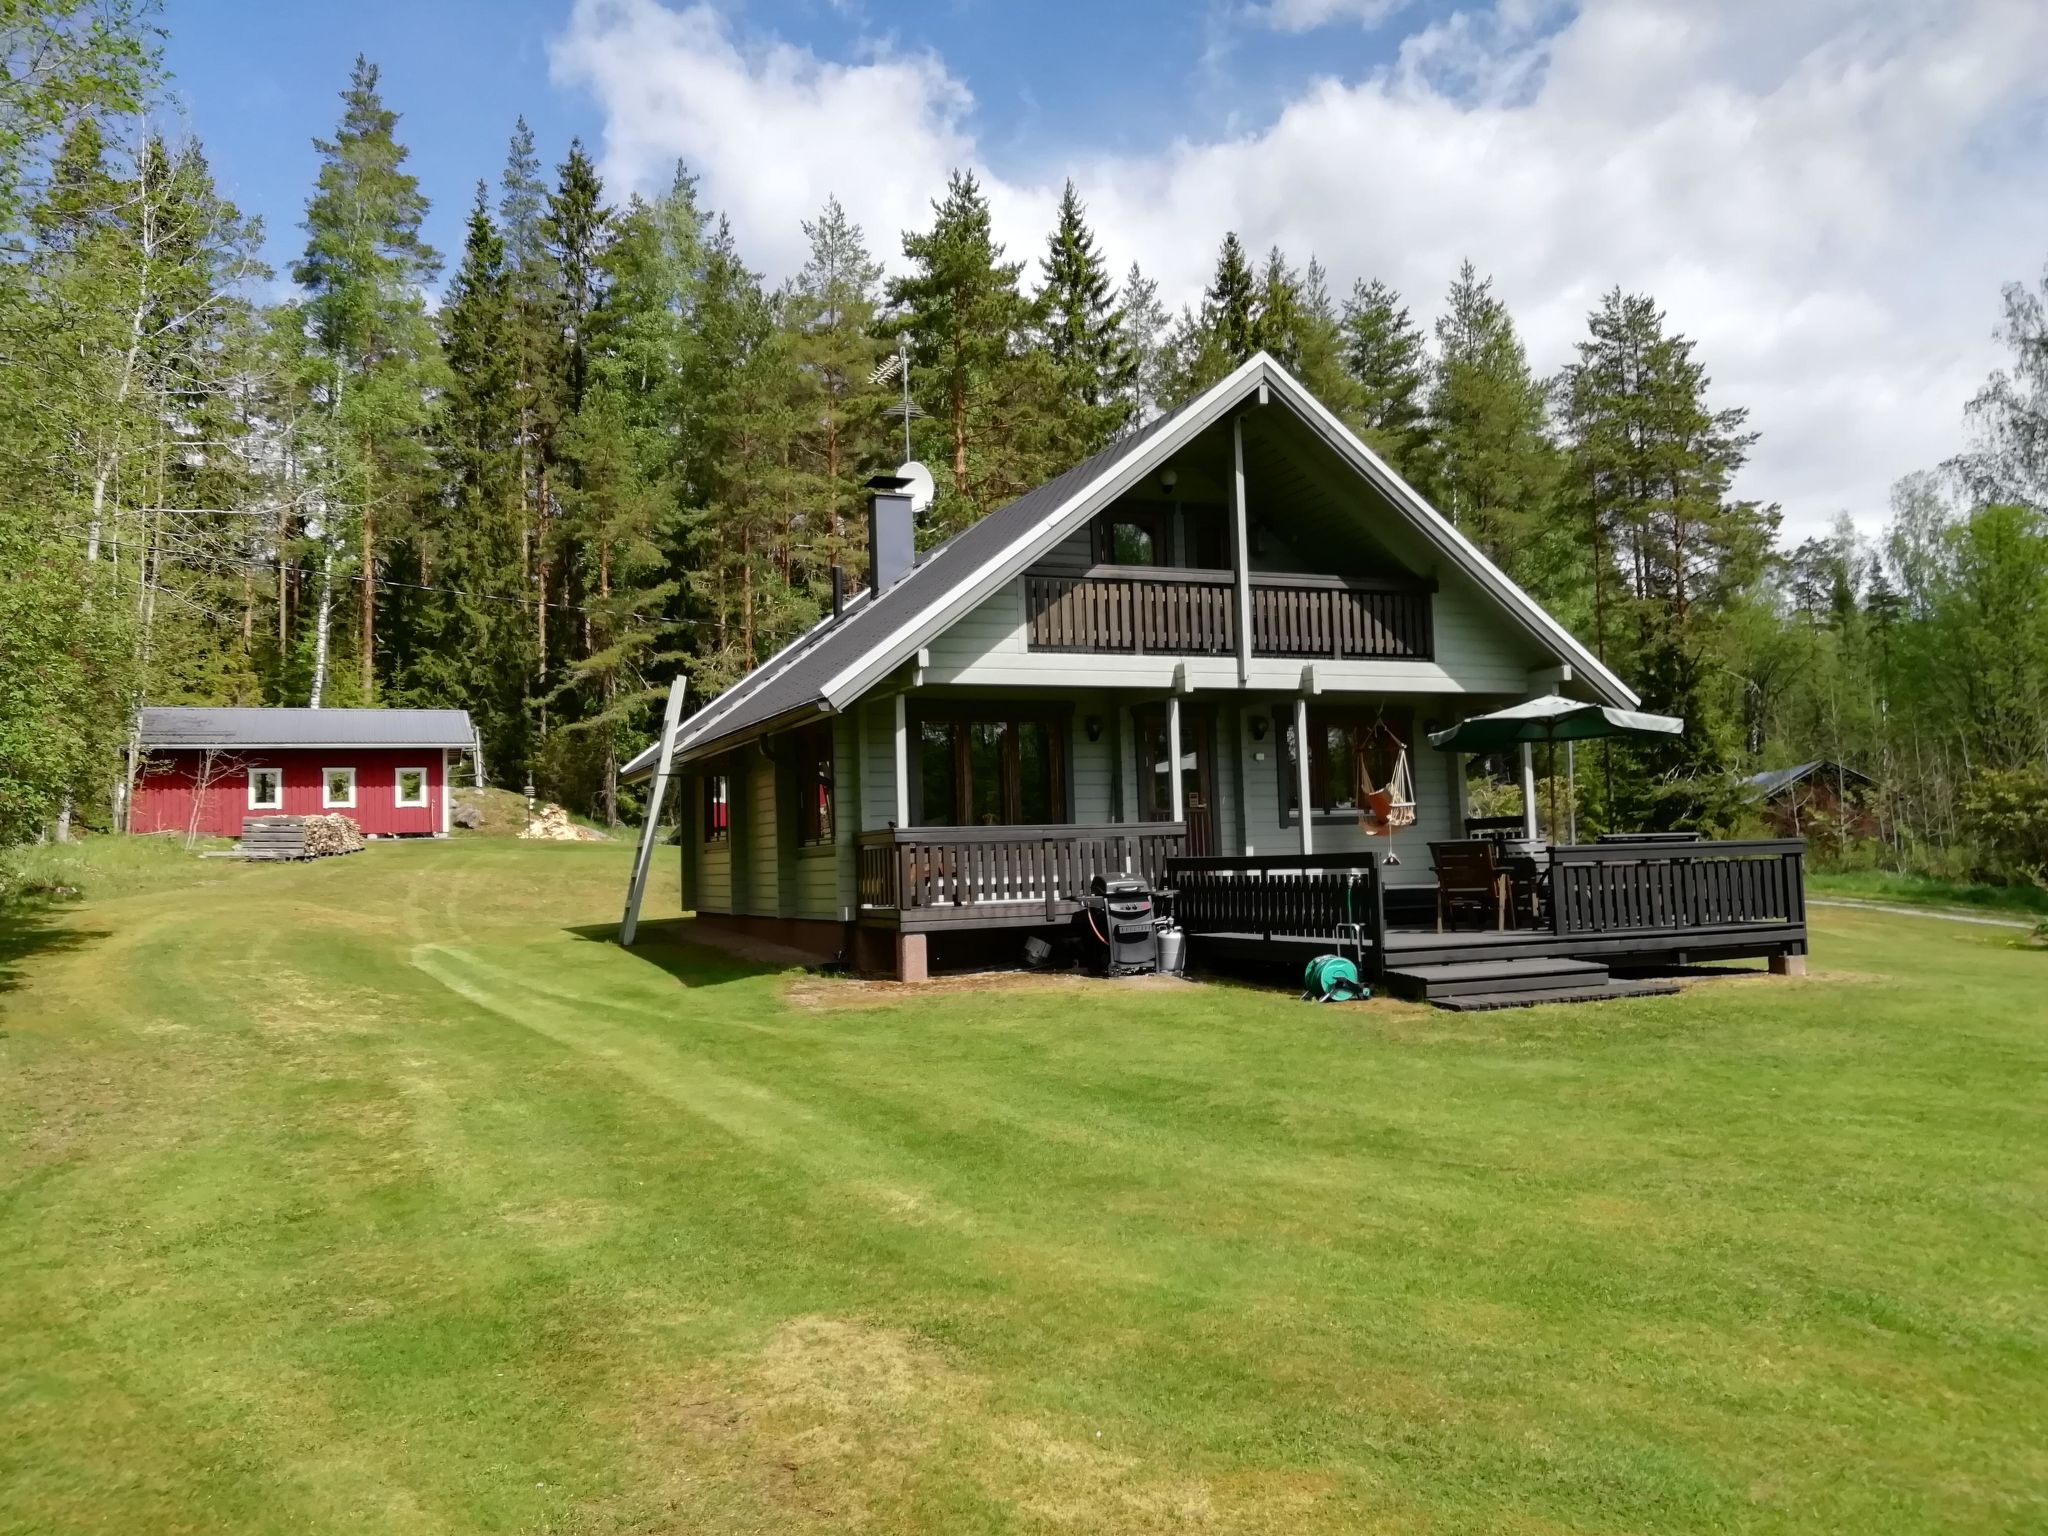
[1429,840,1511,932]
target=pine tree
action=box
[888,170,1050,527]
[289,55,443,703]
[1427,260,1554,580]
[785,194,889,581]
[1038,180,1132,454]
[499,116,562,693]
[1340,277,1432,481]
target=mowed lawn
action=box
[2,840,2043,1534]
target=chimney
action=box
[829,563,844,621]
[866,474,915,594]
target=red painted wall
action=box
[131,749,447,838]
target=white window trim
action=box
[394,765,430,809]
[247,765,283,811]
[321,765,357,809]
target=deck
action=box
[1174,840,1808,976]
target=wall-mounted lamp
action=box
[1159,468,1178,492]
[1084,714,1104,743]
[1248,716,1268,743]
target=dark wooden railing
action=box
[858,822,1185,920]
[1170,852,1386,952]
[1250,578,1433,661]
[1548,839,1806,935]
[1024,568,1431,660]
[1026,567,1235,655]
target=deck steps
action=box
[1384,956,1608,1001]
[1384,956,1680,1010]
[1430,979,1682,1012]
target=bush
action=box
[1960,767,2048,885]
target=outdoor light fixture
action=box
[1249,716,1268,742]
[1085,715,1104,743]
[1160,468,1178,492]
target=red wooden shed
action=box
[128,707,478,839]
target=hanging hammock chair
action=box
[1357,717,1417,839]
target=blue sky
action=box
[157,1,2048,538]
[162,0,1446,285]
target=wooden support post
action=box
[1294,695,1314,856]
[892,691,910,827]
[1166,694,1184,825]
[896,930,928,983]
[1231,415,1251,686]
[621,676,688,946]
[1519,741,1539,840]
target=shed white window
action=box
[322,766,357,809]
[394,766,429,809]
[247,766,283,810]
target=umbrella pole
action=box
[1565,740,1577,843]
[1519,742,1539,840]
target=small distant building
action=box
[1742,759,1878,838]
[129,707,477,839]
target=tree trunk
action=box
[311,546,334,707]
[359,495,376,700]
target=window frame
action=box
[1275,704,1414,825]
[393,765,430,809]
[1094,507,1169,568]
[794,723,835,847]
[701,771,730,845]
[321,764,357,810]
[246,765,283,811]
[908,704,1071,827]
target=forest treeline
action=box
[6,3,2048,883]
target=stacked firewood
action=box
[301,813,366,856]
[519,802,607,841]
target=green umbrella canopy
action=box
[1427,696,1684,752]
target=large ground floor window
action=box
[1279,704,1413,819]
[912,708,1067,826]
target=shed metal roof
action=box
[624,352,1639,781]
[137,706,476,750]
[1741,760,1875,800]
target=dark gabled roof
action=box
[137,706,476,750]
[621,398,1200,778]
[624,352,1639,780]
[1742,760,1875,800]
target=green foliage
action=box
[1037,179,1133,455]
[1340,277,1433,483]
[1960,766,2048,883]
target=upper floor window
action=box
[795,725,833,845]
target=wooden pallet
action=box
[237,816,308,860]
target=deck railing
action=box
[1024,568,1431,660]
[1170,852,1387,950]
[1547,839,1806,935]
[857,822,1186,918]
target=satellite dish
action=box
[896,461,936,515]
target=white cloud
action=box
[1248,0,1413,34]
[552,0,2048,537]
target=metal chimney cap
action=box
[865,473,913,491]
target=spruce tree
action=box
[1205,231,1258,365]
[1038,180,1132,453]
[290,54,442,702]
[1118,260,1171,425]
[1426,260,1554,581]
[1340,277,1432,481]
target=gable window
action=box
[394,766,429,809]
[1096,509,1167,567]
[322,765,357,810]
[247,766,283,810]
[1278,705,1412,821]
[702,772,729,843]
[795,724,833,845]
[911,708,1066,826]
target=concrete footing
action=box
[896,932,928,983]
[1769,952,1808,977]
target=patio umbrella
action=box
[1428,697,1684,840]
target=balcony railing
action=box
[857,822,1185,927]
[1024,567,1432,660]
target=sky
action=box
[160,0,2048,541]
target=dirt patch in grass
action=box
[784,969,1203,1010]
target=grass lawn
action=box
[3,837,2044,1533]
[1806,867,2048,921]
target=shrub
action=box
[1960,767,2048,884]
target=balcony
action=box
[1024,566,1433,661]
